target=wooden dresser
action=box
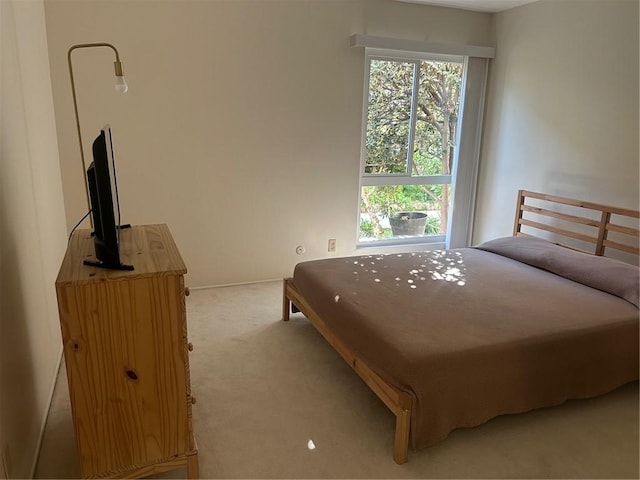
[55,224,198,479]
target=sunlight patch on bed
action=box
[427,251,467,286]
[343,250,467,289]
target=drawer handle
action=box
[188,342,194,352]
[185,287,190,297]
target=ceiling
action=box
[396,0,539,13]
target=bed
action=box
[282,190,640,464]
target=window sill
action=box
[356,235,446,251]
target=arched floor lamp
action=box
[67,43,128,227]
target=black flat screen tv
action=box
[84,124,133,271]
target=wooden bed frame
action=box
[282,190,639,464]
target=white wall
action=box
[474,0,639,242]
[0,0,67,477]
[44,0,493,287]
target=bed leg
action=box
[282,278,291,322]
[393,408,410,464]
[186,451,199,479]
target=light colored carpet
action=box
[35,280,639,478]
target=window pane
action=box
[365,59,415,174]
[413,61,463,176]
[359,184,451,242]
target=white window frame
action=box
[355,46,489,250]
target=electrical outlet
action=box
[328,239,336,252]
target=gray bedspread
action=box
[291,238,639,449]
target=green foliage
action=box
[425,215,441,235]
[365,59,462,177]
[365,60,413,174]
[362,185,443,217]
[359,218,374,238]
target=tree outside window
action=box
[359,56,463,243]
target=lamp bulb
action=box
[115,75,128,94]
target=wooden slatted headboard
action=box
[513,190,640,257]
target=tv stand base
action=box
[83,259,134,271]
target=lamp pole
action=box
[67,43,128,226]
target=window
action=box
[358,53,465,246]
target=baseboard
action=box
[190,278,282,290]
[29,345,64,478]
